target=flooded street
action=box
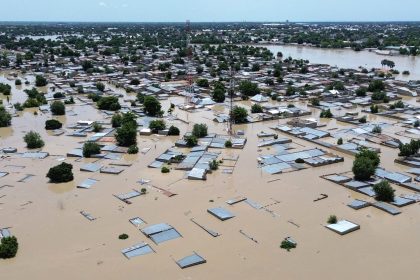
[1,70,420,280]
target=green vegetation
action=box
[161,166,170,173]
[0,236,19,259]
[111,113,123,128]
[118,234,129,240]
[251,103,263,113]
[232,106,248,123]
[24,131,44,149]
[209,160,219,171]
[93,122,102,132]
[373,180,395,202]
[0,106,12,127]
[23,88,47,108]
[352,148,380,181]
[212,81,226,103]
[398,139,420,157]
[97,96,121,111]
[311,98,320,106]
[295,158,305,164]
[127,145,139,154]
[45,119,62,130]
[46,162,74,183]
[50,101,65,115]
[368,80,385,92]
[115,123,137,147]
[192,123,208,138]
[239,80,260,96]
[337,138,343,145]
[0,83,11,95]
[143,96,162,116]
[185,135,198,147]
[355,87,367,97]
[196,78,209,88]
[225,140,233,148]
[359,116,367,123]
[168,125,180,136]
[320,109,333,118]
[96,82,105,92]
[149,119,166,133]
[372,125,382,134]
[15,79,22,86]
[370,104,379,113]
[280,239,296,251]
[327,215,338,224]
[35,75,48,87]
[83,142,101,158]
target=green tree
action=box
[212,88,226,103]
[97,96,121,111]
[111,113,123,128]
[35,75,48,87]
[239,80,260,96]
[0,236,19,259]
[50,101,65,115]
[46,162,74,183]
[24,131,44,149]
[352,156,376,181]
[232,106,248,123]
[0,106,12,127]
[192,123,208,138]
[45,119,62,130]
[149,119,166,133]
[83,142,101,158]
[196,79,209,88]
[373,180,395,202]
[251,103,263,113]
[96,82,105,92]
[168,125,180,136]
[115,123,137,147]
[143,96,161,116]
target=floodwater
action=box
[258,44,420,82]
[1,71,420,280]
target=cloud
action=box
[99,2,107,7]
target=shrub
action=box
[143,96,161,116]
[209,160,219,170]
[13,103,23,111]
[83,142,101,158]
[97,96,120,111]
[35,75,48,87]
[402,70,410,75]
[352,156,376,181]
[320,109,333,118]
[337,138,343,145]
[192,123,208,138]
[93,122,102,132]
[118,234,129,240]
[24,131,44,149]
[327,215,338,224]
[295,158,305,164]
[0,236,19,259]
[251,103,263,113]
[371,91,386,101]
[398,139,420,157]
[0,83,11,95]
[161,166,170,173]
[225,140,233,148]
[115,123,137,147]
[141,188,147,194]
[185,135,198,147]
[373,180,395,202]
[355,87,367,97]
[50,101,65,115]
[370,104,379,113]
[368,80,385,92]
[372,125,382,134]
[280,239,296,251]
[0,106,12,127]
[45,119,62,130]
[149,119,166,133]
[111,113,123,128]
[311,98,320,106]
[168,125,180,136]
[355,148,380,168]
[46,162,74,183]
[127,145,139,154]
[15,79,22,86]
[53,92,65,99]
[359,116,367,123]
[88,93,100,102]
[212,88,226,103]
[232,106,248,123]
[96,82,105,92]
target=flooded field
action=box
[1,70,420,280]
[260,44,420,81]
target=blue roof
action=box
[177,253,206,269]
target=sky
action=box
[1,0,419,22]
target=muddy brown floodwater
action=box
[1,71,419,280]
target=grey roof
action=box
[77,178,98,189]
[100,166,125,174]
[129,217,146,227]
[21,152,49,159]
[207,207,235,221]
[347,199,370,210]
[142,223,173,236]
[324,174,351,183]
[80,163,102,172]
[116,190,141,201]
[121,243,154,259]
[141,223,181,244]
[372,202,401,215]
[391,197,415,207]
[176,253,207,269]
[345,181,370,189]
[358,186,376,197]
